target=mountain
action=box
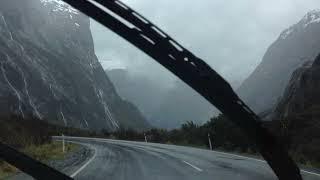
[0,0,150,131]
[106,69,217,129]
[237,10,320,114]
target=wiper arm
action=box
[61,0,302,179]
[0,142,73,180]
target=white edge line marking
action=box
[213,151,320,177]
[301,170,320,177]
[213,151,265,163]
[182,160,203,172]
[70,146,97,178]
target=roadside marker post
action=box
[62,134,65,153]
[144,133,148,143]
[208,133,213,150]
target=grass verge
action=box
[0,141,79,179]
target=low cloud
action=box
[91,0,319,87]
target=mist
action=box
[92,0,319,84]
[90,0,319,127]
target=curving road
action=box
[55,137,320,180]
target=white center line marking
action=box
[214,151,320,177]
[70,146,97,178]
[182,160,203,172]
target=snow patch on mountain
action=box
[302,9,320,28]
[280,27,294,39]
[40,0,79,14]
[280,9,320,40]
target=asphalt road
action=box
[51,136,320,180]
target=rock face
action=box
[267,55,320,161]
[274,54,320,119]
[0,0,150,131]
[237,10,320,114]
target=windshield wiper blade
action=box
[0,142,73,180]
[61,0,302,179]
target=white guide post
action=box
[144,133,148,143]
[62,133,65,153]
[208,133,213,150]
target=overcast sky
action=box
[90,0,319,88]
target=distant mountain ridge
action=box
[0,0,150,131]
[237,10,320,114]
[106,69,217,129]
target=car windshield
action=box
[0,0,320,180]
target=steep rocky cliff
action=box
[274,54,320,119]
[237,10,320,114]
[266,54,320,162]
[0,0,150,131]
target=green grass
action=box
[0,141,79,179]
[23,141,79,162]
